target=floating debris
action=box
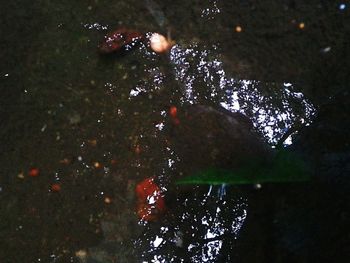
[51,183,61,192]
[135,177,166,221]
[98,28,145,54]
[169,105,180,125]
[169,105,177,118]
[29,168,40,177]
[149,32,174,53]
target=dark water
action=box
[1,1,349,262]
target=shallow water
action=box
[1,1,349,262]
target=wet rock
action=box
[167,104,274,178]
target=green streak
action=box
[176,150,310,185]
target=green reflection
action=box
[177,149,310,185]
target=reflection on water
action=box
[168,43,315,145]
[3,0,349,262]
[122,21,315,261]
[135,186,247,262]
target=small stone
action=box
[235,26,242,32]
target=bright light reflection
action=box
[83,22,108,30]
[169,44,315,144]
[201,0,221,19]
[135,27,314,262]
[152,236,164,248]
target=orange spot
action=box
[135,177,156,200]
[51,183,61,192]
[135,177,166,221]
[235,26,242,32]
[94,162,101,168]
[29,168,39,177]
[104,197,112,204]
[169,106,178,118]
[149,33,174,54]
[298,22,305,29]
[169,106,180,125]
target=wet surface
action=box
[1,1,349,262]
